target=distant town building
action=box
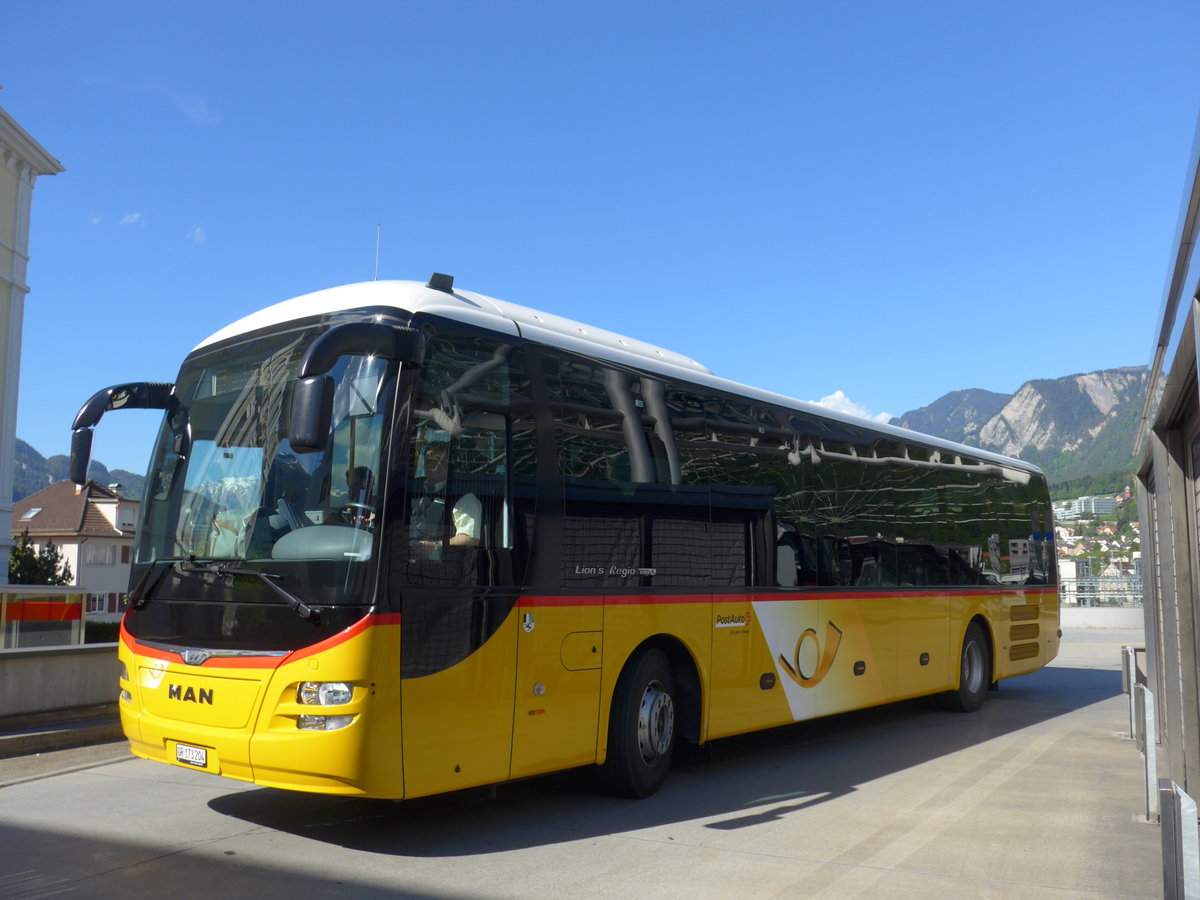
[1008,538,1030,575]
[10,480,138,623]
[1053,495,1119,521]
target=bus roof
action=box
[197,279,712,374]
[196,278,1042,476]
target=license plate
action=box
[175,742,208,768]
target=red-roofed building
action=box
[10,480,138,622]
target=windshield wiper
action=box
[179,559,322,625]
[130,557,189,610]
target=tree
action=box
[8,528,73,585]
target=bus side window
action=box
[403,333,534,587]
[775,521,801,587]
[548,352,647,587]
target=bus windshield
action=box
[134,325,394,609]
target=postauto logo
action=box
[715,610,752,629]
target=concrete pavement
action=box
[0,627,1164,898]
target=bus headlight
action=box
[119,661,131,701]
[298,681,354,706]
[298,714,355,731]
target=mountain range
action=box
[8,365,1147,505]
[890,365,1147,491]
[13,439,146,503]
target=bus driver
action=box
[409,430,481,559]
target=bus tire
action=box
[602,647,676,798]
[941,621,990,713]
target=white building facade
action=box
[0,107,63,583]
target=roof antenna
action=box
[426,272,454,293]
[374,224,381,281]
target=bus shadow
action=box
[207,664,1124,857]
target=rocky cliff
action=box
[891,367,1147,486]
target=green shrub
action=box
[85,621,121,643]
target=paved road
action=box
[0,629,1161,899]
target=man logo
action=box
[182,649,212,666]
[168,684,214,705]
[778,621,843,688]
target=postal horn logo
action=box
[778,621,843,688]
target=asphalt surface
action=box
[0,627,1163,899]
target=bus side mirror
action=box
[69,381,176,485]
[289,376,335,453]
[70,428,94,486]
[287,323,421,453]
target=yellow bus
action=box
[71,274,1059,799]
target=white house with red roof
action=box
[10,480,139,622]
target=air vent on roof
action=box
[426,273,455,293]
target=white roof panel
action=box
[194,278,1040,475]
[195,279,710,377]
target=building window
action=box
[86,543,117,566]
[87,594,105,613]
[121,546,130,564]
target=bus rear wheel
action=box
[941,621,990,713]
[602,647,676,798]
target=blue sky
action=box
[5,2,1199,475]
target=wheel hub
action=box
[637,680,675,763]
[963,640,985,693]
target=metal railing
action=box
[1058,576,1143,607]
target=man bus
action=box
[71,273,1058,799]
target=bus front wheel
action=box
[941,621,990,713]
[602,647,676,798]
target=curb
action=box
[0,718,125,759]
[0,703,124,760]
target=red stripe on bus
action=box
[121,612,401,669]
[604,593,733,606]
[521,586,1057,607]
[518,595,598,608]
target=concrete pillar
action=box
[0,109,63,585]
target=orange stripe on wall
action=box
[5,601,82,621]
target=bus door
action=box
[509,351,636,779]
[397,593,516,800]
[397,331,533,798]
[397,453,521,798]
[508,495,607,780]
[510,588,604,779]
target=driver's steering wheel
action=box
[337,503,375,530]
